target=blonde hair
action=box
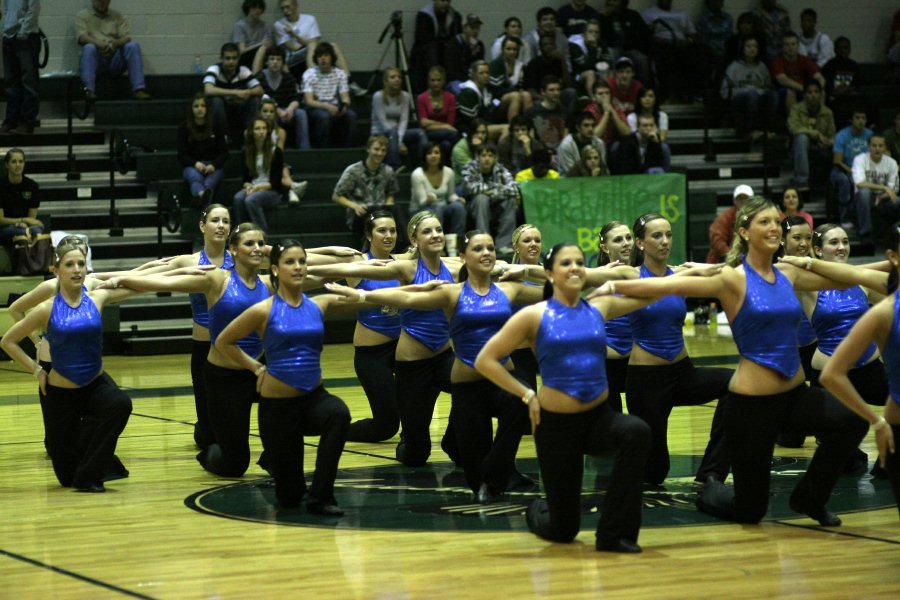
[724,196,779,267]
[406,210,439,258]
[511,224,538,264]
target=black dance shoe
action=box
[596,538,643,553]
[73,482,106,493]
[789,494,842,526]
[307,502,345,516]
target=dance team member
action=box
[597,220,634,412]
[508,223,543,390]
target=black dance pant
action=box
[394,349,454,466]
[451,379,529,494]
[887,424,900,518]
[258,387,350,508]
[625,358,731,484]
[44,373,132,488]
[810,359,888,406]
[511,348,539,392]
[605,356,629,413]
[530,403,650,545]
[348,340,399,443]
[199,362,257,477]
[191,340,216,449]
[703,385,868,524]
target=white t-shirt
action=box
[852,153,899,192]
[641,7,695,43]
[274,14,320,48]
[627,111,669,133]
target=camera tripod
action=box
[368,13,416,113]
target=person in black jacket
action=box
[411,0,462,92]
[232,118,285,232]
[610,113,669,174]
[178,94,229,209]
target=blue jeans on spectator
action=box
[854,188,876,237]
[0,223,43,244]
[2,33,40,127]
[208,96,261,147]
[281,108,310,149]
[432,201,468,238]
[182,163,226,204]
[732,89,777,135]
[308,107,357,148]
[79,42,146,92]
[467,193,517,249]
[829,167,854,224]
[232,188,282,232]
[375,127,428,169]
[792,134,832,185]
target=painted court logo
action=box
[186,455,894,531]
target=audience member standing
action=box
[1,0,40,135]
[411,0,462,92]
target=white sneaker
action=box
[349,82,367,97]
[288,190,300,204]
[291,181,308,201]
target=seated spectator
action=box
[558,112,606,176]
[787,80,834,188]
[753,0,790,64]
[457,61,505,140]
[178,95,229,209]
[258,99,308,203]
[797,8,833,68]
[525,76,570,153]
[302,42,357,148]
[0,148,42,246]
[822,37,859,102]
[232,118,285,233]
[445,14,485,94]
[491,16,533,65]
[257,46,309,149]
[460,144,519,254]
[884,111,900,160]
[569,19,617,98]
[451,119,487,183]
[565,144,609,177]
[695,0,734,67]
[601,0,652,85]
[721,37,777,138]
[488,36,532,123]
[410,142,467,238]
[233,0,272,72]
[515,148,559,183]
[204,43,264,147]
[497,115,545,175]
[411,0,462,93]
[610,113,669,175]
[523,7,570,70]
[772,31,825,112]
[75,0,150,101]
[584,81,631,147]
[371,67,427,169]
[416,66,460,159]
[723,12,766,67]
[627,87,668,142]
[641,0,708,99]
[853,135,899,241]
[607,56,642,118]
[706,184,753,263]
[780,186,813,229]
[830,109,873,230]
[524,34,576,109]
[557,1,600,37]
[332,136,404,247]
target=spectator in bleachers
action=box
[452,119,486,184]
[723,12,766,67]
[178,95,229,209]
[523,7,570,72]
[558,1,600,37]
[600,0,652,85]
[706,183,753,263]
[488,36,532,123]
[772,31,825,112]
[558,112,606,177]
[883,111,900,159]
[721,37,777,138]
[497,115,544,175]
[204,42,264,147]
[371,67,427,169]
[853,135,899,241]
[526,76,570,154]
[232,118,285,233]
[524,34,576,107]
[627,87,668,142]
[258,99,308,203]
[416,66,459,159]
[445,14,485,95]
[76,0,150,101]
[460,144,518,255]
[609,113,669,175]
[695,0,733,65]
[787,80,834,188]
[607,56,642,118]
[822,37,859,104]
[233,0,272,72]
[780,187,813,229]
[257,46,309,149]
[515,147,559,184]
[302,42,356,148]
[569,19,616,99]
[752,0,790,63]
[797,8,833,69]
[491,17,533,65]
[584,80,631,147]
[410,142,467,238]
[565,144,609,177]
[333,135,403,247]
[0,148,42,245]
[641,0,707,99]
[2,0,40,135]
[274,0,363,95]
[457,61,505,140]
[830,109,873,230]
[411,0,462,93]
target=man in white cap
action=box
[707,183,754,263]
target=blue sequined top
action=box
[449,281,511,367]
[535,298,608,403]
[208,270,268,358]
[731,261,802,378]
[605,313,633,355]
[46,291,102,386]
[811,287,876,367]
[883,292,900,405]
[264,294,323,392]
[190,249,234,327]
[356,252,401,339]
[400,258,453,351]
[629,265,686,361]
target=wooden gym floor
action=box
[1,329,899,599]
